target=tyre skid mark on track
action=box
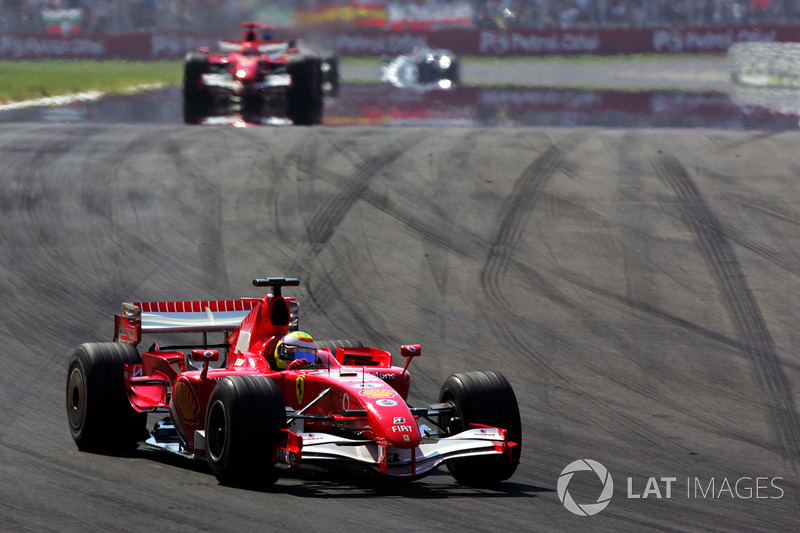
[534,262,776,449]
[475,133,671,447]
[311,166,485,261]
[480,134,579,311]
[163,135,230,293]
[739,200,800,229]
[653,153,800,474]
[293,133,431,338]
[595,134,772,446]
[1,127,174,432]
[613,132,661,308]
[657,191,800,279]
[476,132,760,452]
[304,134,428,252]
[314,240,393,346]
[9,128,162,339]
[480,133,581,324]
[508,238,773,451]
[232,129,315,251]
[99,131,207,295]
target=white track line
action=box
[0,83,165,112]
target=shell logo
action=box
[359,389,395,398]
[174,381,199,424]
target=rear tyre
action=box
[183,51,211,124]
[287,56,323,126]
[206,375,286,487]
[438,371,521,484]
[66,342,147,452]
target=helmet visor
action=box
[280,344,317,364]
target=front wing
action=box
[144,420,514,479]
[201,73,292,94]
[292,427,514,477]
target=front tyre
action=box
[66,342,147,452]
[439,371,522,484]
[183,51,211,124]
[206,375,286,487]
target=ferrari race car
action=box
[66,278,521,487]
[182,22,339,125]
[380,47,460,90]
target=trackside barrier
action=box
[2,26,800,59]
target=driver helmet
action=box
[274,331,317,369]
[242,42,258,56]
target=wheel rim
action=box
[207,400,227,462]
[441,398,463,435]
[67,366,86,430]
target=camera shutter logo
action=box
[558,459,614,516]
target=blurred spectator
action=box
[2,0,800,35]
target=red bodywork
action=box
[117,288,421,465]
[203,22,296,90]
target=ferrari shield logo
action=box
[296,375,305,405]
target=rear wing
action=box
[218,40,288,55]
[114,298,297,345]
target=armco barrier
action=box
[0,25,798,60]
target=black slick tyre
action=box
[438,370,522,484]
[183,51,211,124]
[287,56,323,126]
[66,342,147,452]
[205,375,286,487]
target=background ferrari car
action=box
[380,47,461,89]
[182,22,338,125]
[66,278,521,487]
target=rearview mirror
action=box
[401,344,421,374]
[400,345,421,359]
[191,349,219,379]
[190,349,220,363]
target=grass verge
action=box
[0,60,182,102]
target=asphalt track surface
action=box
[1,61,799,532]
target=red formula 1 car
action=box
[66,278,521,487]
[183,22,337,125]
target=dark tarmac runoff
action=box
[0,54,798,532]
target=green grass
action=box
[0,60,182,102]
